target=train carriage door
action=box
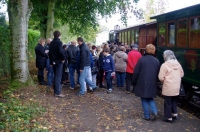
[147,23,157,46]
[139,25,147,55]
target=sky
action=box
[99,0,200,30]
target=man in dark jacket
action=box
[67,41,79,89]
[132,44,160,121]
[77,37,97,96]
[35,38,48,85]
[49,31,65,98]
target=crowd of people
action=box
[35,30,184,123]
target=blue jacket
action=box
[103,54,115,72]
[46,58,53,73]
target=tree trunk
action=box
[46,0,55,39]
[8,0,32,82]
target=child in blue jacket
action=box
[102,48,115,93]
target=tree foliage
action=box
[143,0,168,22]
[30,0,143,38]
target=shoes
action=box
[172,116,178,120]
[142,117,150,121]
[54,94,65,98]
[151,114,157,121]
[99,85,106,88]
[89,88,94,93]
[39,81,47,85]
[125,91,131,94]
[76,84,80,87]
[107,89,112,94]
[163,118,173,123]
[76,93,85,97]
[62,82,69,85]
[69,87,74,90]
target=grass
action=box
[0,61,49,131]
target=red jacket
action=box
[126,50,142,73]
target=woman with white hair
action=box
[158,50,184,123]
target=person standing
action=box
[35,38,48,85]
[132,44,160,121]
[102,48,115,94]
[125,44,142,93]
[114,46,127,87]
[77,37,98,96]
[62,45,69,85]
[45,38,52,50]
[158,50,184,123]
[45,38,54,86]
[49,31,65,98]
[66,41,79,89]
[98,43,109,88]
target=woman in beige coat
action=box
[158,50,184,123]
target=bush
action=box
[0,26,10,77]
[0,28,40,79]
[28,29,40,60]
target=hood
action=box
[165,59,180,70]
[115,51,125,58]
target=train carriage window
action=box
[158,23,166,46]
[131,30,135,44]
[119,33,121,42]
[167,21,175,46]
[177,19,187,47]
[124,31,127,44]
[127,31,131,45]
[135,29,139,44]
[189,16,200,48]
[121,32,124,44]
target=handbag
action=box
[179,84,185,96]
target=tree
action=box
[3,0,143,83]
[8,0,32,82]
[143,0,168,22]
[29,0,143,39]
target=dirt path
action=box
[23,84,200,132]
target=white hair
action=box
[163,50,176,61]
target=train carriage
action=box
[109,4,200,107]
[117,22,157,55]
[150,4,200,107]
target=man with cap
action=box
[125,44,142,93]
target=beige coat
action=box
[114,51,128,72]
[158,60,184,96]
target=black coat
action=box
[132,54,160,98]
[66,45,79,64]
[79,42,91,70]
[49,38,65,65]
[35,44,48,68]
[99,52,104,70]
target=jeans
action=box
[141,98,158,119]
[38,68,44,83]
[53,62,63,95]
[47,71,54,86]
[87,70,93,90]
[116,72,126,87]
[92,74,97,86]
[126,72,133,92]
[164,96,177,119]
[68,63,79,88]
[79,66,96,94]
[105,71,112,90]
